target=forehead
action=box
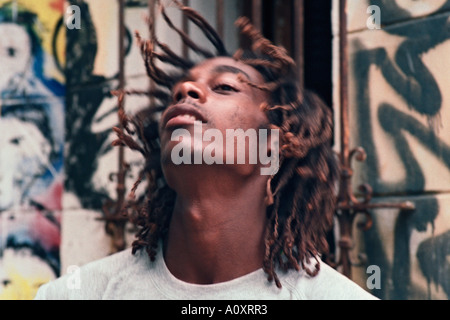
[188,57,265,84]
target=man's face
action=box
[159,56,271,172]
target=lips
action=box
[162,103,207,129]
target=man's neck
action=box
[163,168,268,285]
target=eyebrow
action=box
[175,64,252,87]
[212,65,251,81]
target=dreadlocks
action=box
[112,0,338,289]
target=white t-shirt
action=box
[34,246,378,300]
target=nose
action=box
[173,81,206,103]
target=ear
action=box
[264,176,274,206]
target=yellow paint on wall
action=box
[0,0,65,83]
[0,270,51,300]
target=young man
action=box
[35,2,377,300]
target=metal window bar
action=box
[333,0,415,278]
[182,0,189,58]
[293,0,304,90]
[101,0,128,254]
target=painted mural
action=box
[0,0,65,299]
[64,0,148,213]
[347,0,450,299]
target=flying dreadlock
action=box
[112,0,339,289]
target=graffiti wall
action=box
[0,0,65,299]
[342,0,450,299]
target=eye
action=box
[9,137,22,145]
[213,83,238,93]
[7,47,16,57]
